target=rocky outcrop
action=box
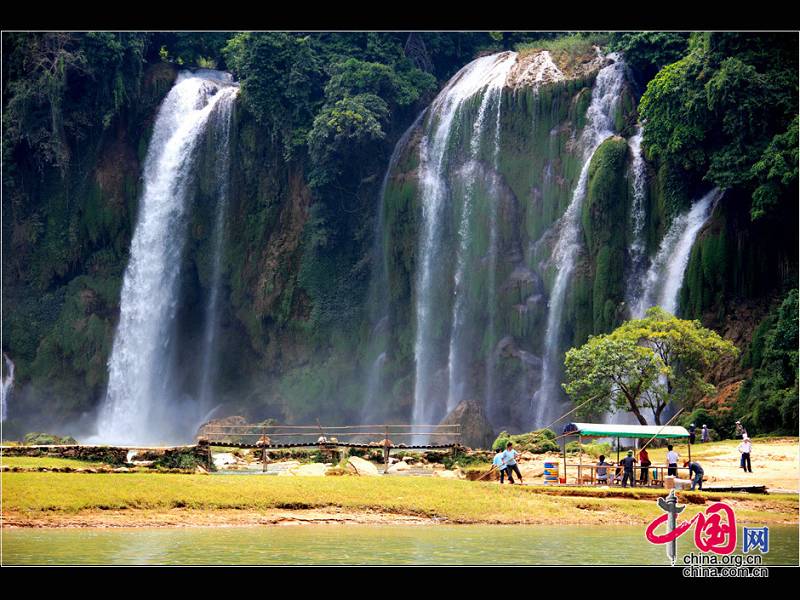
[440,399,495,450]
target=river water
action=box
[3,524,797,565]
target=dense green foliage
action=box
[564,308,738,425]
[639,33,797,220]
[2,32,796,439]
[736,289,799,435]
[608,32,690,85]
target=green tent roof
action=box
[568,423,690,439]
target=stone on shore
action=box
[347,456,380,476]
[386,461,411,474]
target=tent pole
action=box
[578,435,583,485]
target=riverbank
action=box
[3,471,797,528]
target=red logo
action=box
[646,501,737,555]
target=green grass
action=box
[1,456,110,469]
[515,34,610,73]
[2,472,795,525]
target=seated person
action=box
[596,455,610,484]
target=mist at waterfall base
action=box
[89,71,239,446]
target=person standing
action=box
[701,425,710,443]
[738,437,753,473]
[493,448,508,484]
[684,460,705,490]
[638,447,652,484]
[735,421,748,439]
[502,442,523,485]
[688,423,696,445]
[666,444,679,477]
[620,451,637,488]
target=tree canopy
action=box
[638,32,798,221]
[564,307,738,425]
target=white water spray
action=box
[633,188,722,318]
[624,126,649,311]
[446,81,507,413]
[532,54,626,427]
[197,82,238,409]
[95,71,238,445]
[1,354,14,422]
[412,52,517,433]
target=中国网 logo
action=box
[645,490,769,565]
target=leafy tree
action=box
[564,307,738,425]
[223,32,325,158]
[750,116,799,220]
[638,32,798,219]
[608,32,689,85]
[3,32,149,172]
[736,289,799,434]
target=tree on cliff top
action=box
[563,307,738,425]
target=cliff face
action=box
[2,50,796,438]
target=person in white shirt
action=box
[666,444,679,477]
[738,437,753,473]
[501,442,523,485]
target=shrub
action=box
[492,429,558,453]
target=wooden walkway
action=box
[208,441,459,451]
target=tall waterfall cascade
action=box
[361,110,427,424]
[624,126,648,311]
[94,71,238,445]
[531,54,627,428]
[411,51,517,434]
[633,188,723,319]
[1,354,14,422]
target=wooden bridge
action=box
[198,423,463,472]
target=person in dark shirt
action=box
[684,460,705,490]
[688,423,696,445]
[620,451,637,488]
[638,448,651,484]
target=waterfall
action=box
[531,54,626,428]
[446,83,506,413]
[197,82,238,409]
[624,126,648,312]
[95,71,238,445]
[1,354,14,422]
[360,109,426,424]
[484,88,505,423]
[633,188,723,318]
[412,52,516,436]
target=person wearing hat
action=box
[620,450,637,488]
[701,424,710,443]
[688,423,696,445]
[738,436,753,473]
[735,420,747,439]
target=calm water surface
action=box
[4,524,798,565]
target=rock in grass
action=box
[386,461,411,474]
[285,463,329,476]
[347,456,380,476]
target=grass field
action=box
[1,456,110,469]
[2,471,797,526]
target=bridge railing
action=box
[198,423,461,449]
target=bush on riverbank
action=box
[492,429,558,453]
